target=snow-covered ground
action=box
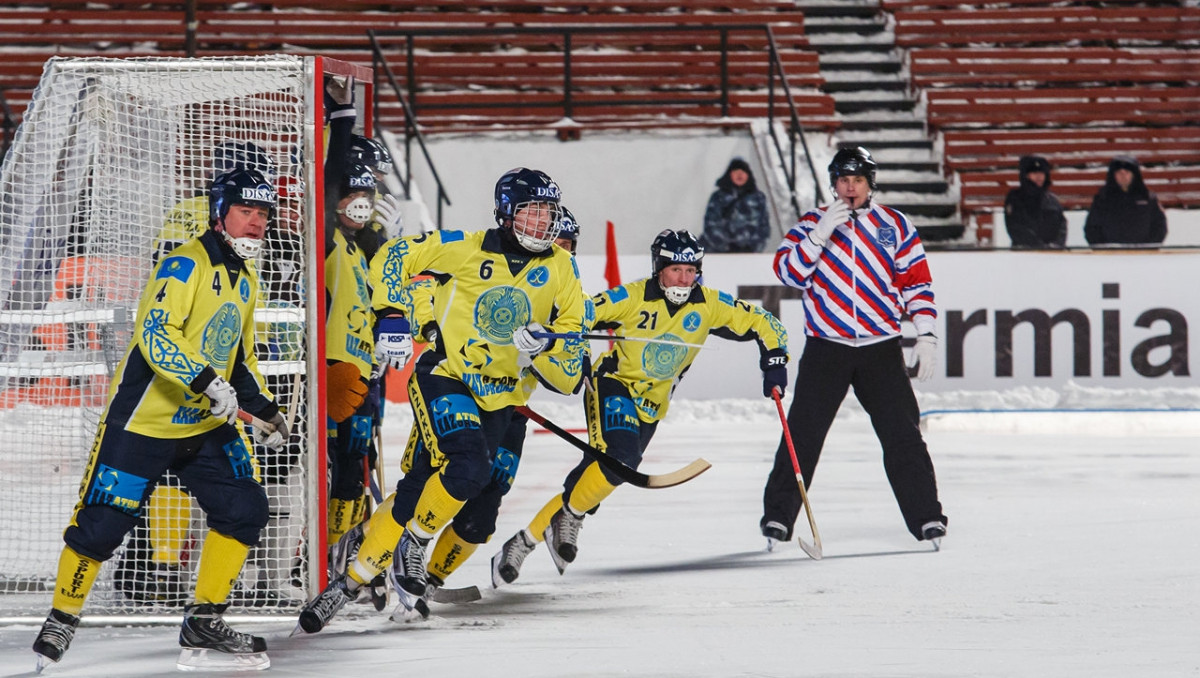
[1,391,1196,677]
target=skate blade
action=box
[389,598,430,623]
[35,652,56,674]
[177,648,270,671]
[490,551,507,589]
[930,537,942,552]
[542,526,570,575]
[766,537,780,552]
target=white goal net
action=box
[0,55,329,617]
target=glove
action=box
[252,411,289,452]
[323,75,355,121]
[374,194,404,238]
[203,376,239,425]
[419,320,444,354]
[810,199,850,247]
[327,360,368,423]
[512,321,550,356]
[760,348,789,398]
[374,315,414,370]
[910,334,937,382]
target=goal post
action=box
[0,55,369,618]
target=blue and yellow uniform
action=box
[53,229,276,617]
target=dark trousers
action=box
[762,337,946,540]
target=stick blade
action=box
[644,458,712,488]
[797,538,823,560]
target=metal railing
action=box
[368,30,452,230]
[366,23,825,217]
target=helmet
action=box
[557,207,579,253]
[336,162,377,225]
[348,135,393,176]
[828,146,878,191]
[209,168,276,259]
[493,167,563,252]
[650,229,703,305]
[213,140,277,182]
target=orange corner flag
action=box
[604,220,621,290]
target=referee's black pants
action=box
[761,336,947,541]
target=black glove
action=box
[760,348,789,399]
[419,320,444,354]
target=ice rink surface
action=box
[1,394,1197,677]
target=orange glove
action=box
[327,361,367,423]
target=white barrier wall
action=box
[573,250,1198,398]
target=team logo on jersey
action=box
[526,266,550,288]
[222,437,255,479]
[239,276,252,303]
[642,333,688,379]
[430,394,482,436]
[682,311,702,333]
[603,396,640,432]
[156,256,195,284]
[86,464,148,515]
[201,302,241,369]
[474,285,533,345]
[877,225,897,248]
[491,446,520,490]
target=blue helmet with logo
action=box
[348,135,393,176]
[494,167,563,252]
[651,228,704,277]
[209,168,277,227]
[557,207,579,252]
[339,162,377,199]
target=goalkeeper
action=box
[32,166,289,672]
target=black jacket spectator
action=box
[1004,155,1066,249]
[1084,155,1168,246]
[699,157,771,253]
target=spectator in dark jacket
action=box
[1004,155,1066,249]
[699,157,771,253]
[1083,155,1167,246]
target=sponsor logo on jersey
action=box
[344,334,373,365]
[86,464,149,515]
[603,396,639,432]
[877,225,897,247]
[635,397,661,420]
[430,394,482,436]
[462,373,519,397]
[474,286,532,345]
[201,302,241,369]
[171,406,205,424]
[222,437,255,479]
[682,311,702,333]
[490,446,520,490]
[526,265,550,288]
[641,334,688,379]
[156,256,195,284]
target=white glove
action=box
[204,376,239,425]
[512,321,550,356]
[910,335,937,382]
[375,330,414,370]
[810,199,850,247]
[252,411,290,452]
[374,194,404,238]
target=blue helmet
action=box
[828,146,878,191]
[339,162,377,200]
[209,168,276,227]
[348,135,393,176]
[651,228,703,277]
[493,167,563,252]
[213,140,277,182]
[557,207,579,253]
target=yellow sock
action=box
[527,495,563,544]
[147,485,190,566]
[566,462,617,515]
[427,524,479,583]
[192,530,250,605]
[349,496,405,585]
[407,472,465,540]
[51,546,101,616]
[327,497,358,545]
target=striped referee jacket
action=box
[773,201,937,341]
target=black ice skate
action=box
[328,522,363,579]
[177,602,269,671]
[390,530,429,597]
[295,576,355,635]
[543,507,584,575]
[921,521,947,551]
[33,608,80,673]
[491,529,537,587]
[390,573,439,623]
[762,521,789,552]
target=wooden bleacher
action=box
[927,86,1200,128]
[894,5,1200,48]
[910,48,1200,89]
[944,127,1200,173]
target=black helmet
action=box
[209,168,276,227]
[493,167,563,252]
[650,229,704,277]
[828,146,878,191]
[557,207,579,253]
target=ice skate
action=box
[921,521,947,551]
[295,576,355,635]
[762,521,788,552]
[390,530,429,597]
[543,507,584,575]
[491,530,537,587]
[328,522,363,578]
[33,609,79,673]
[390,574,439,623]
[177,603,269,671]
